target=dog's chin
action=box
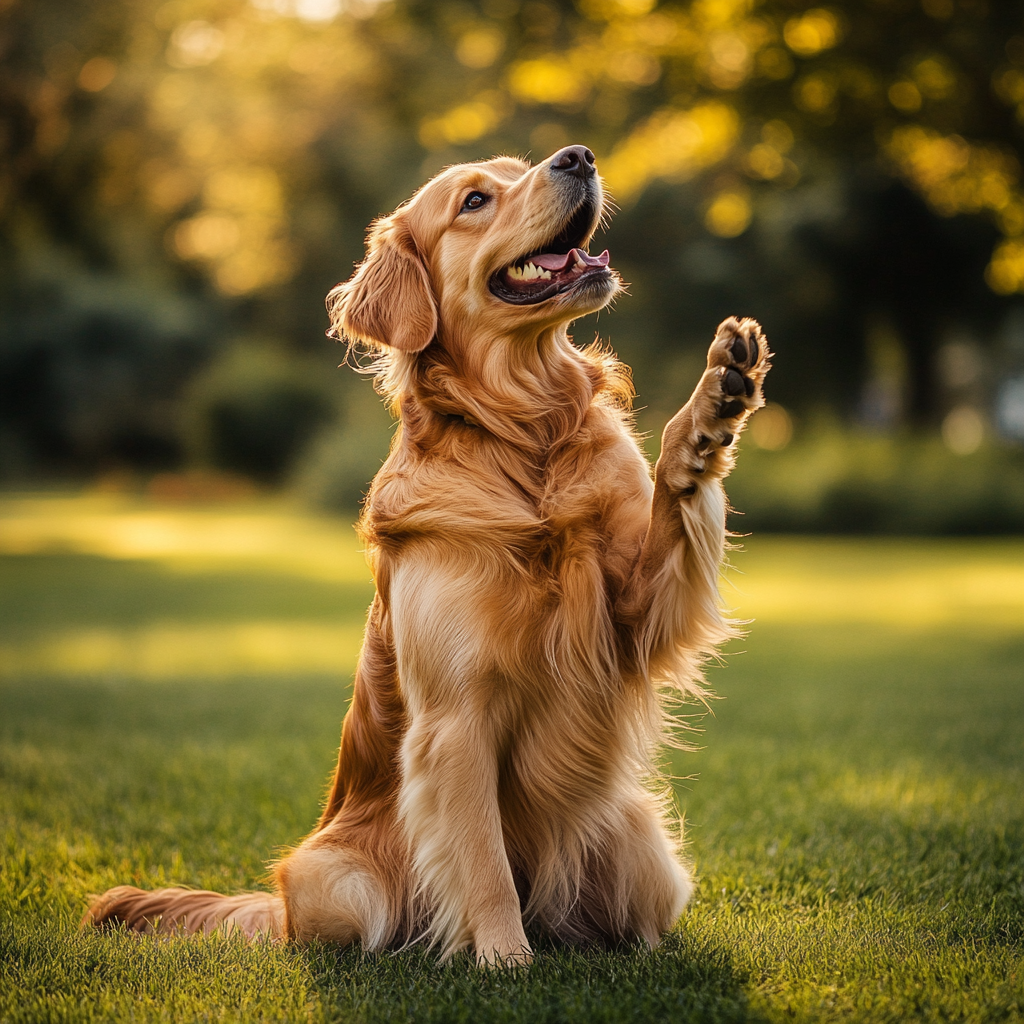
[559,269,621,317]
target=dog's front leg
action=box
[400,710,531,966]
[621,317,771,676]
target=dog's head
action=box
[328,146,619,353]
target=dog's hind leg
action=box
[539,787,692,949]
[605,789,693,947]
[273,839,398,947]
[272,606,409,948]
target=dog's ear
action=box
[327,217,437,353]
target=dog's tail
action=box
[82,885,285,939]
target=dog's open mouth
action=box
[489,203,612,306]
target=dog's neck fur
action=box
[379,323,617,457]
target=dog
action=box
[85,145,771,965]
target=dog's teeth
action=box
[507,263,551,283]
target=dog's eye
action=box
[461,191,489,212]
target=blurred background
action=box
[2,9,1022,1003]
[2,0,1023,531]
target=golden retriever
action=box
[85,145,771,965]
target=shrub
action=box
[182,340,336,487]
[290,375,394,512]
[728,426,1024,534]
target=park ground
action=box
[0,493,1022,1023]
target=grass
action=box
[1,495,1022,1023]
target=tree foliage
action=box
[1,0,1022,475]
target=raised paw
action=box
[655,317,772,496]
[706,316,771,421]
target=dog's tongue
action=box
[532,248,611,271]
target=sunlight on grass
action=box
[2,495,1021,1023]
[0,494,372,678]
[2,495,1022,678]
[0,621,366,680]
[0,493,371,582]
[723,536,1023,629]
[831,767,1019,822]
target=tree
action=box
[2,0,1021,476]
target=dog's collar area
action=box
[439,409,480,428]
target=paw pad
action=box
[697,432,732,452]
[723,369,746,396]
[714,319,769,420]
[730,335,759,367]
[672,316,771,495]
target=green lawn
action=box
[1,497,1022,1023]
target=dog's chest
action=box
[478,434,652,601]
[381,424,653,697]
[374,415,651,602]
[524,480,606,575]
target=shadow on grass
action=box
[302,932,759,1024]
[0,918,758,1024]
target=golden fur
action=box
[85,147,772,965]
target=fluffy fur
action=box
[84,148,772,966]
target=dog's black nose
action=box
[550,145,596,179]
